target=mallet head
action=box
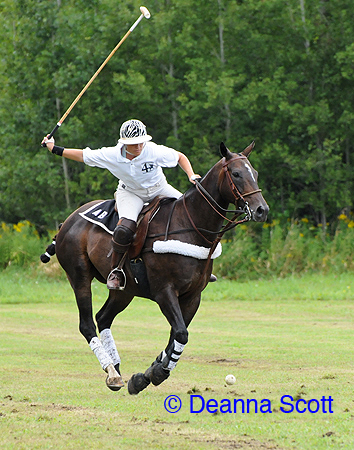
[140,6,151,19]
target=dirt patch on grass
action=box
[192,436,283,449]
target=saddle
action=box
[79,196,175,258]
[130,196,174,259]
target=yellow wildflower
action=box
[13,224,22,232]
[1,222,10,232]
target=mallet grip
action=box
[41,123,61,147]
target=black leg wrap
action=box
[128,373,151,395]
[149,363,170,386]
[142,352,171,386]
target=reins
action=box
[180,155,263,288]
[146,154,263,285]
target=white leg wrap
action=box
[89,337,114,371]
[100,329,121,366]
[167,340,186,371]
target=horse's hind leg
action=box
[95,291,134,390]
[67,270,123,391]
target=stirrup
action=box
[107,268,127,291]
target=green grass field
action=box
[0,267,353,449]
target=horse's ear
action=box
[220,142,232,159]
[242,141,255,158]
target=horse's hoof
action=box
[106,375,124,391]
[128,373,150,395]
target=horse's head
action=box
[218,141,269,222]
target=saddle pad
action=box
[79,200,118,235]
[153,240,222,259]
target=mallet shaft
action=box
[43,7,150,142]
[58,28,132,127]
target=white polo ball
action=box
[225,374,236,385]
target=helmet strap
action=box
[121,143,145,158]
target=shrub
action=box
[0,221,46,269]
[213,214,354,279]
[2,214,354,280]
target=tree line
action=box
[1,0,354,232]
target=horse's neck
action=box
[183,170,229,234]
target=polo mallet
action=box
[42,6,151,146]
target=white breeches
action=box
[114,180,182,222]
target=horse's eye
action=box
[232,171,241,178]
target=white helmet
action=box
[118,119,152,145]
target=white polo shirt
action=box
[82,141,180,190]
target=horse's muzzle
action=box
[251,203,269,222]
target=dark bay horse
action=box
[42,142,268,394]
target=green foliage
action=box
[3,213,354,283]
[1,0,354,231]
[214,214,354,279]
[0,221,48,269]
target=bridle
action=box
[179,154,263,288]
[189,154,262,232]
[149,154,263,250]
[222,155,262,206]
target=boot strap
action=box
[112,239,131,253]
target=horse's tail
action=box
[40,223,62,263]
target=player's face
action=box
[126,143,144,158]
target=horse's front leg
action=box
[128,288,200,395]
